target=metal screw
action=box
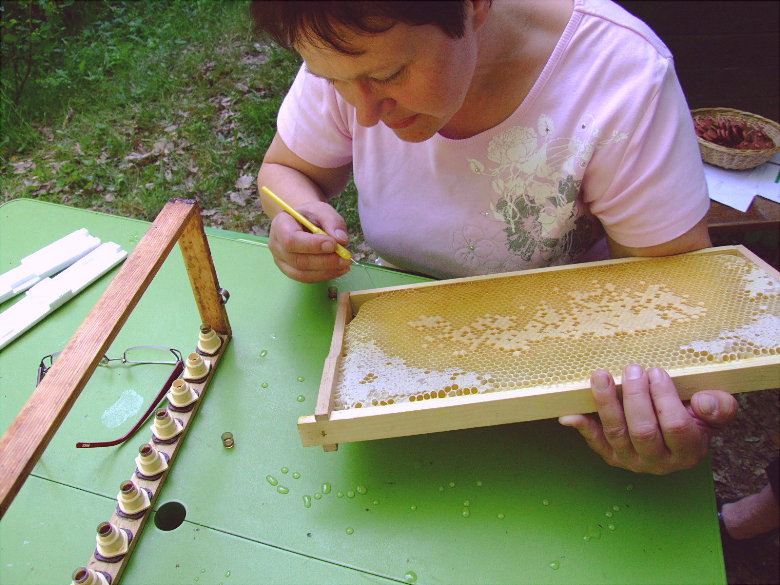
[221,432,234,449]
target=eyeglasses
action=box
[36,346,184,449]
[37,345,183,386]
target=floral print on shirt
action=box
[465,113,627,270]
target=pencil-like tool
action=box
[261,186,356,264]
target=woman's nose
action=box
[352,81,395,127]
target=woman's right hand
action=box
[268,200,353,283]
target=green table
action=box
[0,199,726,584]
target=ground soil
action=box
[695,232,779,585]
[712,389,779,584]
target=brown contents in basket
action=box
[694,116,774,150]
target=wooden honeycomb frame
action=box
[299,246,779,450]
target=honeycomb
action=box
[332,252,779,410]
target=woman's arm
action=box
[607,216,712,258]
[258,133,354,283]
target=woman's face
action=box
[297,18,481,143]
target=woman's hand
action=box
[559,365,738,475]
[268,200,353,283]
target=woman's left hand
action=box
[559,364,738,475]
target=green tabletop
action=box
[0,199,726,585]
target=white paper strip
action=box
[0,242,127,350]
[0,229,101,304]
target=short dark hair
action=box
[250,1,469,55]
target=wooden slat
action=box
[298,356,780,447]
[178,207,232,336]
[707,198,780,234]
[315,292,353,420]
[314,292,354,452]
[736,244,780,280]
[347,245,747,312]
[0,199,198,519]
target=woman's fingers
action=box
[560,366,733,475]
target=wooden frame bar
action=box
[0,199,231,519]
[299,246,780,449]
[314,293,353,452]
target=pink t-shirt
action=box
[277,0,709,279]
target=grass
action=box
[0,0,366,249]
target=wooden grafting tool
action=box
[261,186,357,264]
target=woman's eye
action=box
[373,69,404,84]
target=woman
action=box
[252,0,738,474]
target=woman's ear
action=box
[469,0,492,31]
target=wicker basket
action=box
[691,108,780,170]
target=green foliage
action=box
[1,1,100,104]
[1,0,84,151]
[1,0,237,157]
[0,0,364,244]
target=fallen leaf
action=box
[152,140,172,155]
[235,174,254,190]
[228,190,250,206]
[11,160,34,174]
[124,151,157,165]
